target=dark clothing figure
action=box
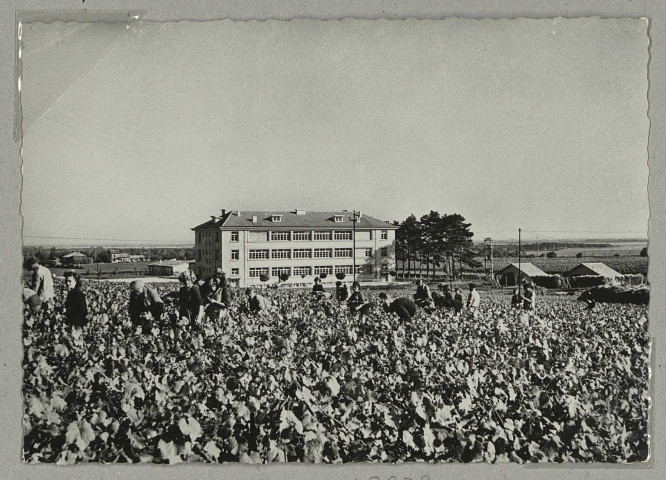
[129,286,164,327]
[511,292,522,309]
[208,284,232,318]
[384,297,418,320]
[65,287,88,328]
[414,284,431,301]
[522,288,535,310]
[347,291,366,312]
[200,281,214,307]
[336,284,349,302]
[179,285,204,321]
[580,290,596,310]
[312,284,325,294]
[248,294,270,313]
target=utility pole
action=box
[352,210,358,283]
[518,228,522,287]
[536,234,539,258]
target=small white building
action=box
[148,260,189,277]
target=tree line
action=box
[395,211,481,278]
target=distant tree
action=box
[259,273,269,283]
[546,251,558,258]
[320,273,328,280]
[335,272,346,280]
[640,247,648,257]
[279,272,290,282]
[576,252,583,258]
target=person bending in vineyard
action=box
[178,270,204,327]
[22,287,42,313]
[246,288,270,313]
[27,257,54,309]
[379,292,418,321]
[63,271,88,331]
[128,279,164,331]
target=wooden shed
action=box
[565,263,622,279]
[496,263,548,287]
[148,260,189,277]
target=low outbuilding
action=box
[496,263,548,287]
[147,260,190,277]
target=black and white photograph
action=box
[18,17,650,465]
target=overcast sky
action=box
[20,18,649,245]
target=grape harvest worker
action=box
[413,279,432,307]
[128,279,164,328]
[63,271,88,330]
[511,288,522,308]
[178,270,204,326]
[347,282,375,317]
[466,283,481,311]
[207,274,232,320]
[335,281,349,302]
[312,277,325,294]
[246,288,270,313]
[22,287,42,313]
[521,282,536,310]
[379,292,418,320]
[27,257,54,307]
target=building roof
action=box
[61,252,88,258]
[497,263,548,277]
[148,260,189,267]
[192,210,398,230]
[567,263,622,277]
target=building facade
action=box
[148,260,190,276]
[192,209,398,287]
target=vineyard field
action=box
[22,280,649,464]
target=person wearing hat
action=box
[129,279,164,330]
[466,283,480,312]
[245,287,270,313]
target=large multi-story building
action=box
[192,209,398,287]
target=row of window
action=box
[247,265,365,278]
[242,247,387,260]
[225,230,389,242]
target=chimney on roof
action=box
[211,216,218,222]
[295,209,306,215]
[236,210,241,216]
[221,209,226,216]
[252,215,258,223]
[358,211,362,219]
